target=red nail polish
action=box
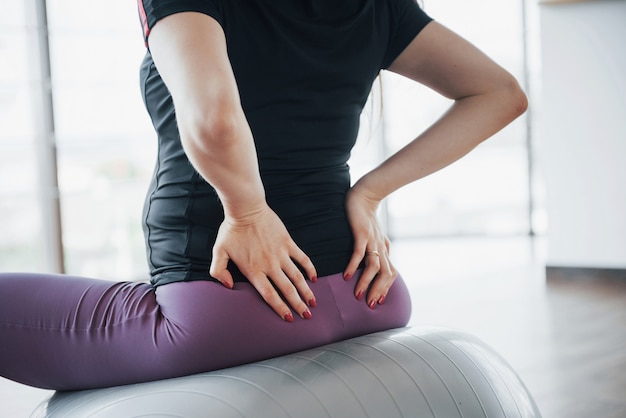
[308,298,317,308]
[356,290,364,301]
[303,310,312,319]
[344,272,352,281]
[283,312,294,322]
[378,295,386,305]
[368,300,377,309]
[311,275,317,283]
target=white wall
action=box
[539,0,626,268]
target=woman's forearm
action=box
[148,12,267,221]
[353,21,528,203]
[353,80,527,202]
[177,103,268,221]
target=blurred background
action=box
[1,1,153,278]
[1,0,625,417]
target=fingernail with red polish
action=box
[378,295,386,305]
[344,272,352,281]
[283,312,294,323]
[308,298,317,308]
[356,290,364,301]
[368,300,377,310]
[303,310,312,319]
[311,275,318,283]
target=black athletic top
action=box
[137,0,432,286]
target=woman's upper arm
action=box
[146,12,241,122]
[387,21,524,101]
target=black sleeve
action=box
[382,0,433,69]
[138,0,223,44]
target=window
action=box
[352,0,544,238]
[47,0,155,279]
[0,2,46,271]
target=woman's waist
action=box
[150,233,355,287]
[147,187,348,227]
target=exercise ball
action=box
[32,328,541,417]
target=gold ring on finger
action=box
[366,250,380,257]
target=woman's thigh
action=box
[0,270,410,390]
[155,270,412,371]
[0,273,160,389]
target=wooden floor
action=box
[1,237,625,417]
[397,237,626,418]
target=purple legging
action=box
[0,270,410,391]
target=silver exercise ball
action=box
[33,328,541,418]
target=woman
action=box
[0,0,527,390]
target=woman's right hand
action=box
[209,204,318,322]
[343,185,397,309]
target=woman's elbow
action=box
[501,76,529,121]
[180,106,241,156]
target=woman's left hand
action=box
[344,185,397,309]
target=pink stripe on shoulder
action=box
[137,0,150,45]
